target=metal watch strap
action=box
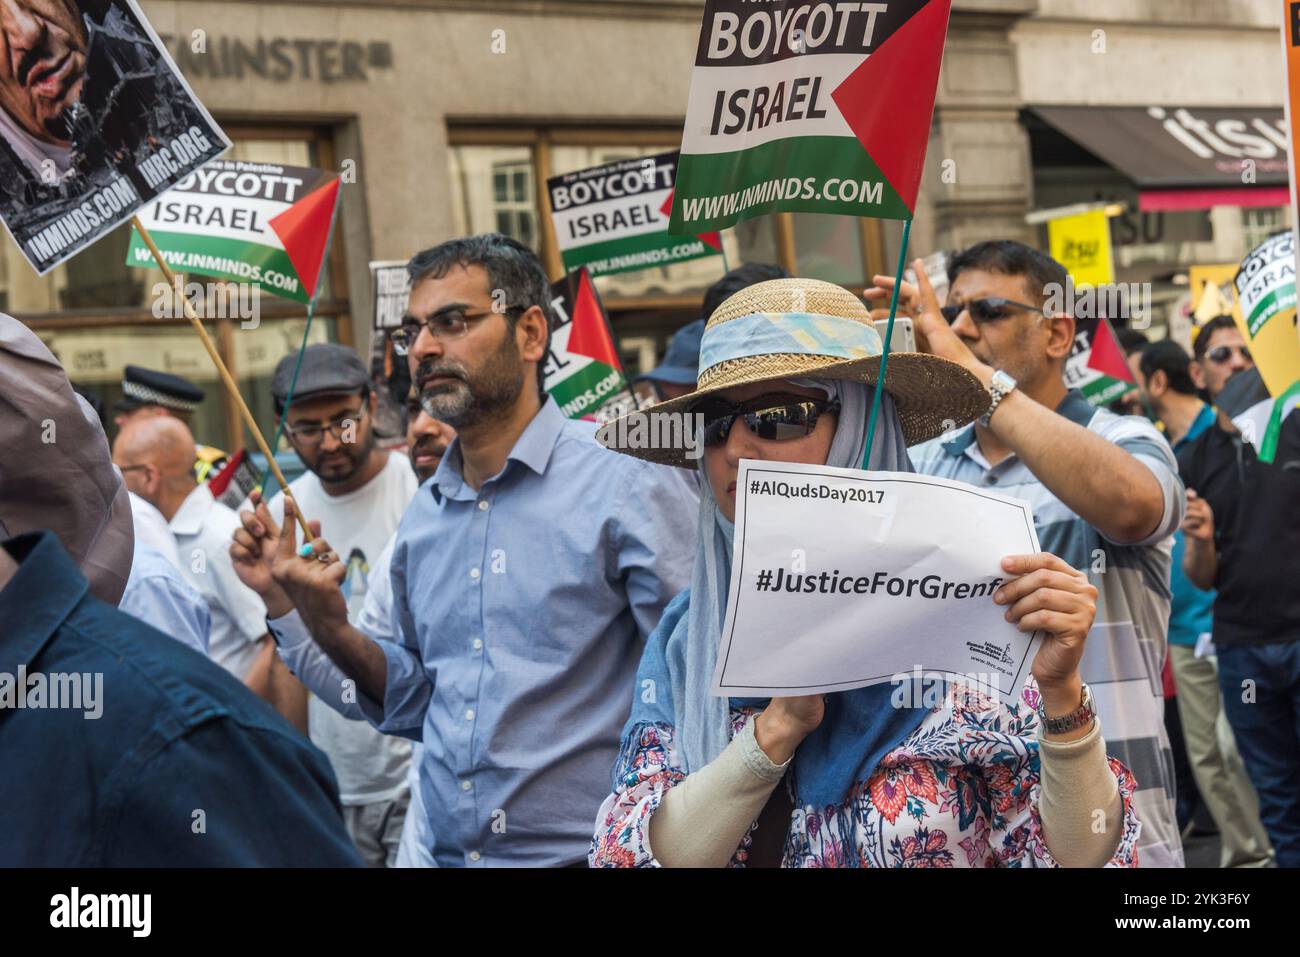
[1038,683,1096,735]
[979,369,1016,427]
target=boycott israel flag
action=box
[126,161,341,303]
[548,150,721,277]
[671,0,952,233]
[544,269,637,422]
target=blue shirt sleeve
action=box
[356,532,431,740]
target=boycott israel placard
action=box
[1063,316,1138,408]
[671,0,952,233]
[1234,230,1300,397]
[0,0,228,274]
[127,161,341,303]
[548,150,721,277]
[544,269,638,422]
[712,461,1042,703]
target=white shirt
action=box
[129,492,182,568]
[270,453,416,805]
[169,484,268,680]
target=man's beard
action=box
[415,332,525,430]
[309,434,373,485]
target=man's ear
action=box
[1044,312,1076,364]
[1189,360,1207,391]
[1149,368,1168,399]
[516,304,549,364]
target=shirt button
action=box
[477,500,489,511]
[469,851,481,862]
[473,638,483,651]
[470,567,481,580]
[461,780,472,791]
[986,475,998,485]
[465,708,475,721]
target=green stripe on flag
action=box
[672,136,910,233]
[1246,286,1297,336]
[560,231,719,277]
[548,360,627,419]
[126,231,309,303]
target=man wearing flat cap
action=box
[256,342,419,865]
[113,364,229,482]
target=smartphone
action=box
[873,316,916,353]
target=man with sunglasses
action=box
[235,233,699,867]
[255,343,421,866]
[871,240,1187,867]
[1178,317,1300,867]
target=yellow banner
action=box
[1048,210,1115,287]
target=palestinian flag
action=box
[671,0,952,233]
[544,269,637,422]
[1064,317,1139,408]
[127,161,341,304]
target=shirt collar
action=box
[1177,402,1216,449]
[942,388,1095,458]
[430,397,566,503]
[168,484,215,536]
[0,532,89,676]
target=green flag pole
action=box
[862,217,913,469]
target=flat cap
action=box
[272,343,369,411]
[119,365,205,413]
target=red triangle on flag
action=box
[269,178,341,300]
[1086,318,1136,383]
[661,189,722,251]
[564,269,623,370]
[831,0,952,215]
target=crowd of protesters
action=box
[1,230,1295,869]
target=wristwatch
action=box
[980,369,1017,427]
[1036,683,1097,735]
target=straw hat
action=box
[598,278,988,468]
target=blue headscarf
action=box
[646,378,930,818]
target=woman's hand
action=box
[754,694,824,765]
[994,552,1097,729]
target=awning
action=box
[1028,106,1290,211]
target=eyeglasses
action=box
[940,298,1047,325]
[692,394,841,447]
[1205,344,1252,364]
[390,306,524,356]
[285,406,366,447]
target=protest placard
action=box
[1064,316,1138,408]
[1048,209,1115,287]
[547,150,721,277]
[670,0,952,233]
[544,268,638,422]
[0,0,228,274]
[127,161,341,303]
[711,461,1042,704]
[1234,230,1300,398]
[370,260,411,330]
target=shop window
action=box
[1242,207,1288,254]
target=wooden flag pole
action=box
[130,216,313,540]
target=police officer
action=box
[113,365,229,482]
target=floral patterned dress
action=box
[590,682,1142,868]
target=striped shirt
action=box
[911,390,1186,867]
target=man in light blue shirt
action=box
[241,235,698,866]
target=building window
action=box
[1242,206,1288,253]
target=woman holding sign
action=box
[590,279,1140,868]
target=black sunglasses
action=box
[692,393,840,447]
[1205,344,1251,364]
[940,297,1047,325]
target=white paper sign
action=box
[712,461,1044,704]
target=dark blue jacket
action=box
[0,532,361,866]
